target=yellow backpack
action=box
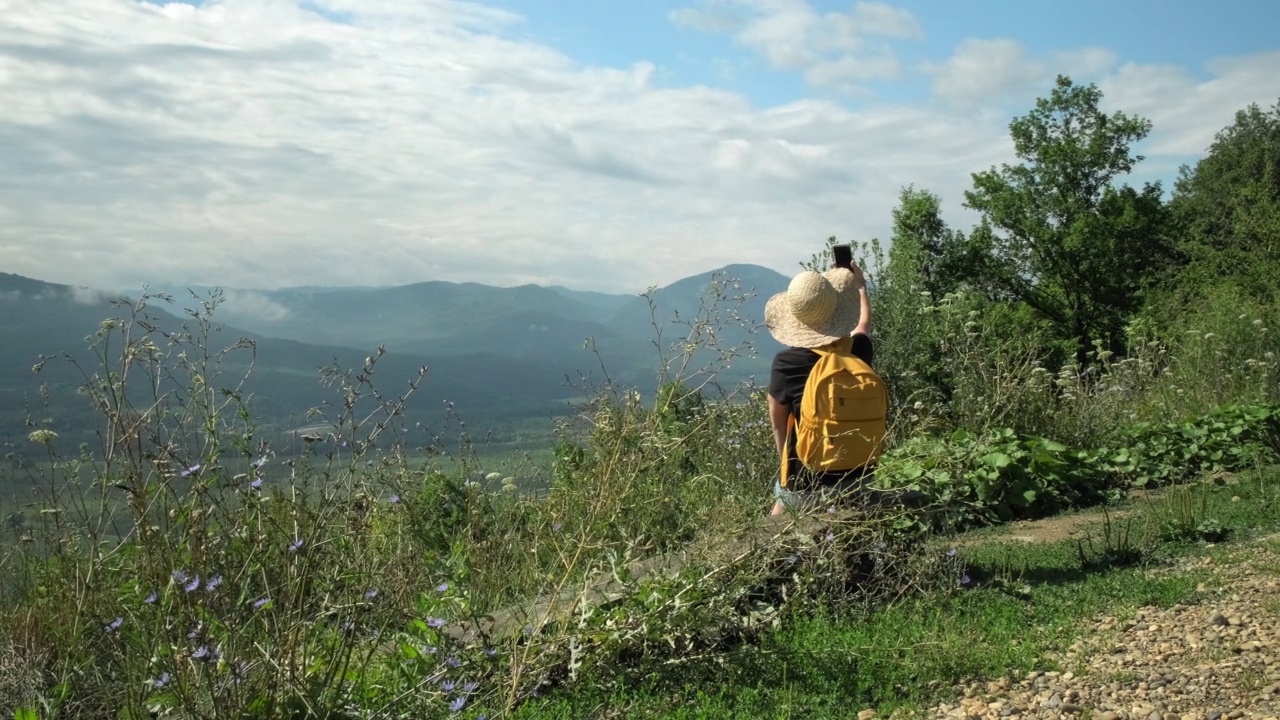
[782,337,888,486]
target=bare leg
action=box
[770,499,788,517]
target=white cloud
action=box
[218,290,293,322]
[669,5,746,34]
[68,286,116,305]
[669,0,920,86]
[926,40,1120,110]
[1101,51,1280,157]
[1053,47,1118,78]
[0,2,1276,298]
[805,53,901,87]
[924,38,1045,109]
[845,2,923,40]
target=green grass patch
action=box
[513,543,1198,719]
[514,465,1280,719]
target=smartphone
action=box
[832,244,853,270]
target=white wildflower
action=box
[28,429,58,444]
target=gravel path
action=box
[886,534,1280,720]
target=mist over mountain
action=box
[1,265,788,453]
[0,273,581,451]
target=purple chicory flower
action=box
[184,576,200,593]
[427,617,446,628]
[552,522,563,533]
[388,494,400,504]
[445,656,461,668]
[105,617,123,633]
[289,538,304,552]
[960,574,972,586]
[435,582,449,593]
[252,596,269,609]
[483,647,497,658]
[153,672,171,689]
[179,464,201,478]
[144,589,158,604]
[172,570,187,584]
[250,476,263,490]
[205,575,222,592]
[192,645,210,661]
[461,681,478,693]
[364,588,378,600]
[424,645,437,654]
[188,625,201,639]
[448,697,466,712]
[440,680,456,692]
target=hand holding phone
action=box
[832,244,853,270]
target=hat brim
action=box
[764,269,862,348]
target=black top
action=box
[768,333,874,419]
[768,333,875,489]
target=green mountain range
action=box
[1,265,788,454]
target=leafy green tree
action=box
[1170,100,1280,301]
[885,186,968,300]
[961,75,1171,365]
[873,188,965,405]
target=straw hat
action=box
[764,269,861,348]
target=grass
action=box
[510,464,1279,719]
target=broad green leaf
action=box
[982,452,1012,469]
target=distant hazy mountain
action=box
[545,285,633,315]
[605,264,787,335]
[149,264,788,381]
[0,274,578,450]
[595,264,788,388]
[175,281,618,351]
[1,264,790,453]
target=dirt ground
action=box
[958,487,1170,546]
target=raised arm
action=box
[850,263,871,337]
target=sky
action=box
[2,0,1279,295]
